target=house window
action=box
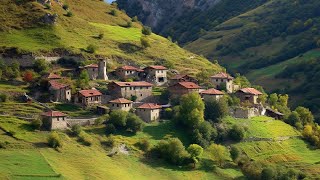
[117,104,119,107]
[216,79,218,82]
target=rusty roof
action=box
[238,88,263,95]
[200,88,224,95]
[109,98,132,104]
[41,111,67,117]
[117,65,139,71]
[144,65,167,70]
[211,72,234,80]
[137,103,162,109]
[176,82,200,89]
[49,80,69,90]
[78,89,102,97]
[112,81,153,87]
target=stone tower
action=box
[98,59,108,80]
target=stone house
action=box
[230,107,260,119]
[41,111,67,130]
[109,98,133,112]
[143,66,168,86]
[169,74,198,86]
[115,65,143,80]
[235,88,263,105]
[75,89,102,106]
[136,103,162,122]
[81,60,108,80]
[211,72,235,93]
[168,82,200,98]
[48,80,72,102]
[107,81,153,102]
[200,88,224,102]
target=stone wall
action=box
[230,107,259,119]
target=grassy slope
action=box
[0,0,221,75]
[0,116,241,179]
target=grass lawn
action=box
[0,102,44,117]
[51,103,96,117]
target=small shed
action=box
[136,103,162,122]
[41,111,67,130]
[265,108,284,120]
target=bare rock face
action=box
[40,13,58,25]
[117,0,221,30]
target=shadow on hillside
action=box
[33,142,48,148]
[118,43,142,53]
[139,155,193,172]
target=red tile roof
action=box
[49,80,69,90]
[238,88,263,95]
[170,74,189,80]
[84,64,98,68]
[200,88,224,95]
[144,65,167,70]
[211,72,234,80]
[109,98,132,104]
[137,103,162,109]
[112,81,153,87]
[41,111,66,117]
[176,82,200,89]
[117,65,139,71]
[46,73,61,79]
[79,89,102,97]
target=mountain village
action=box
[38,59,283,131]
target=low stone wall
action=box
[66,118,97,127]
[230,107,259,119]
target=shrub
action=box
[31,119,43,130]
[126,21,132,28]
[104,135,116,148]
[78,132,93,146]
[130,95,137,102]
[110,9,117,16]
[0,94,7,102]
[140,37,151,48]
[44,3,51,9]
[142,26,152,35]
[33,59,49,73]
[72,124,82,136]
[48,132,62,148]
[66,11,73,17]
[187,144,203,167]
[261,167,275,180]
[126,113,144,133]
[135,138,151,152]
[163,108,173,119]
[106,123,116,135]
[229,125,245,142]
[191,121,217,147]
[230,146,240,161]
[208,143,229,167]
[62,4,69,10]
[205,98,229,123]
[109,110,128,128]
[95,114,109,125]
[86,44,97,53]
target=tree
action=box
[140,36,151,48]
[142,26,152,35]
[286,111,300,127]
[230,146,240,161]
[23,70,33,82]
[205,98,229,123]
[261,167,275,180]
[192,121,217,147]
[208,143,229,167]
[175,92,205,128]
[106,124,116,135]
[268,93,278,107]
[86,44,97,53]
[229,125,245,142]
[187,144,203,168]
[126,113,144,133]
[47,131,62,148]
[76,70,90,88]
[72,124,82,136]
[109,110,128,128]
[33,59,48,73]
[295,106,314,125]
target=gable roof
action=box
[200,88,224,95]
[84,64,98,68]
[238,88,263,95]
[137,103,162,109]
[174,82,200,89]
[112,81,153,87]
[211,72,234,80]
[49,80,69,90]
[45,73,61,79]
[41,111,66,117]
[117,65,139,71]
[144,65,167,70]
[109,98,132,104]
[78,89,102,97]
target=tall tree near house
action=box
[77,70,90,89]
[175,92,205,128]
[205,97,229,123]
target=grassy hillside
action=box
[0,0,221,75]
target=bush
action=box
[33,59,49,73]
[48,132,62,148]
[62,4,69,10]
[135,138,151,152]
[261,167,275,180]
[163,108,174,119]
[44,3,51,9]
[109,110,128,128]
[126,113,144,133]
[104,135,116,148]
[0,94,7,102]
[205,98,229,123]
[140,37,151,48]
[78,132,93,146]
[110,9,118,16]
[126,21,132,28]
[191,121,217,147]
[230,146,240,161]
[142,26,152,35]
[31,119,43,130]
[66,11,73,17]
[72,124,82,136]
[229,125,245,142]
[86,44,97,53]
[95,114,109,125]
[106,123,116,135]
